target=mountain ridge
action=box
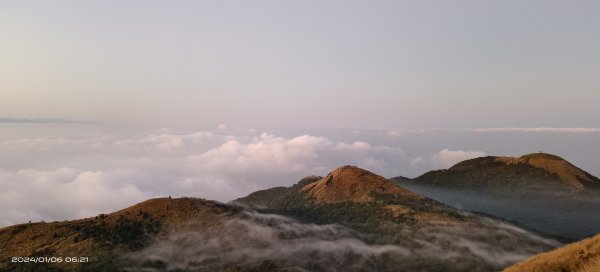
[300,165,420,203]
[234,165,453,228]
[1,163,567,271]
[402,152,600,193]
[393,152,600,240]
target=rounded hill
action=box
[415,152,600,192]
[301,165,419,203]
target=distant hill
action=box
[0,117,97,124]
[505,232,600,272]
[407,153,600,194]
[393,153,600,240]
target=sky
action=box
[1,1,600,226]
[1,0,599,128]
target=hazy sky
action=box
[1,0,599,128]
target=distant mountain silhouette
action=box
[0,117,97,124]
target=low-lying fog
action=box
[127,210,559,272]
[399,182,600,240]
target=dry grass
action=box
[0,197,232,271]
[504,232,600,272]
[301,165,420,203]
[385,205,412,217]
[412,212,458,226]
[496,153,594,190]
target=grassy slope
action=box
[236,166,468,232]
[505,233,600,272]
[411,153,600,193]
[0,198,235,271]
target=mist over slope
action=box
[0,198,237,272]
[395,152,600,240]
[1,166,560,272]
[233,166,559,271]
[128,210,556,272]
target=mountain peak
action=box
[301,165,417,203]
[327,165,377,178]
[499,152,598,190]
[519,152,565,161]
[426,152,599,192]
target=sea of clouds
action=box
[0,125,487,227]
[2,124,599,227]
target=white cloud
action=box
[405,150,486,172]
[429,149,487,169]
[0,129,413,226]
[335,141,372,151]
[0,168,147,226]
[469,127,600,133]
[387,130,402,137]
[409,157,425,168]
[386,129,426,137]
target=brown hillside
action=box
[301,165,421,203]
[237,175,321,208]
[465,153,598,190]
[236,166,468,228]
[0,169,563,272]
[404,153,600,241]
[504,232,600,272]
[510,153,597,190]
[415,152,600,192]
[234,165,559,271]
[0,197,234,271]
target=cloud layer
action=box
[470,127,600,133]
[2,127,485,226]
